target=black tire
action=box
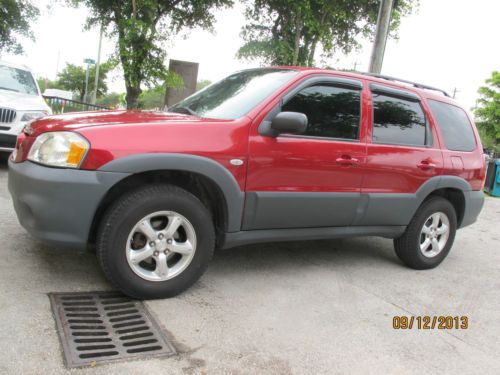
[394,196,457,270]
[96,184,215,299]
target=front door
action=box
[244,76,367,230]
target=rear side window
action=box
[372,94,427,146]
[282,85,361,140]
[428,100,476,152]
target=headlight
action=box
[21,111,48,122]
[27,132,90,168]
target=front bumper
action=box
[8,160,129,250]
[0,133,17,151]
[0,116,29,152]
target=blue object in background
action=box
[484,159,500,197]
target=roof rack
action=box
[359,72,450,97]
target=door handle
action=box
[417,160,436,170]
[336,155,359,166]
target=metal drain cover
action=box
[49,292,176,368]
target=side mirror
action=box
[270,111,308,135]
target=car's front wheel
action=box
[394,196,457,270]
[96,184,215,299]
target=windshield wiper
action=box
[0,86,20,92]
[169,106,199,116]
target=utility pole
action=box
[91,24,104,105]
[83,58,96,104]
[368,0,394,74]
[452,87,459,99]
[84,63,90,103]
[55,50,61,79]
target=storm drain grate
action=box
[49,292,176,368]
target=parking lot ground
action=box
[0,161,499,374]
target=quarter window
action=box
[282,85,361,140]
[372,94,427,146]
[428,99,476,152]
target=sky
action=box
[2,0,499,110]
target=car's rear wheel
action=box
[96,184,215,299]
[394,196,457,270]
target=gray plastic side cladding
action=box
[434,175,473,192]
[222,225,406,249]
[355,176,474,226]
[242,191,360,230]
[98,153,245,232]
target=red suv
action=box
[8,68,486,298]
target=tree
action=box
[139,85,165,109]
[474,71,500,151]
[56,61,114,101]
[196,79,212,91]
[96,92,124,108]
[0,0,39,54]
[139,78,211,109]
[70,0,232,109]
[237,0,416,67]
[36,77,62,93]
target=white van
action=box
[0,60,51,152]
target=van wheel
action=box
[394,197,457,270]
[96,184,215,299]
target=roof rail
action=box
[359,72,450,97]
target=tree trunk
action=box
[307,39,318,67]
[292,11,302,66]
[125,85,142,109]
[307,13,326,67]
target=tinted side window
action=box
[428,100,476,152]
[282,85,361,140]
[372,94,427,146]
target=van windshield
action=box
[0,65,38,95]
[169,68,299,120]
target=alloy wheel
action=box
[419,211,450,258]
[125,211,197,282]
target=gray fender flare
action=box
[99,153,245,232]
[412,175,473,225]
[355,175,473,226]
[415,175,472,202]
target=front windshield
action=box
[0,65,38,95]
[169,68,299,120]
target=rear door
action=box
[359,84,444,225]
[244,75,367,230]
[427,99,485,191]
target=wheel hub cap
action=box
[126,211,197,282]
[419,211,450,258]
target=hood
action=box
[27,110,220,136]
[0,89,49,111]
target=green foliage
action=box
[138,85,165,109]
[36,77,62,93]
[196,79,212,91]
[138,78,213,109]
[165,70,184,90]
[237,0,417,67]
[69,0,232,108]
[474,71,500,151]
[0,0,40,54]
[56,61,114,101]
[96,92,124,108]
